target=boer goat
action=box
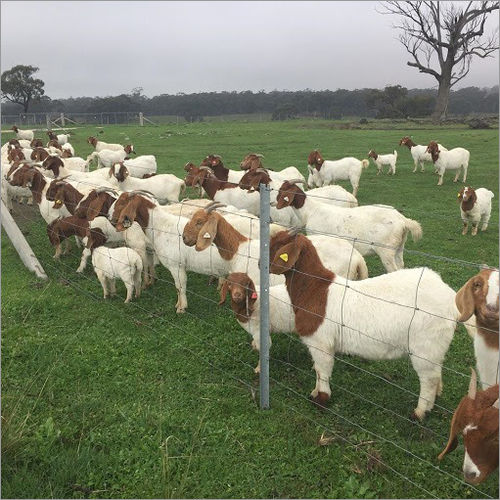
[458,187,494,236]
[456,268,499,389]
[269,233,460,419]
[438,369,498,485]
[275,180,422,272]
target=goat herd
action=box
[2,125,498,487]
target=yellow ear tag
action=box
[280,253,289,262]
[457,192,461,198]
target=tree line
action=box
[2,84,498,120]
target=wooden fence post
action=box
[1,201,48,280]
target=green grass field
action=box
[2,120,498,499]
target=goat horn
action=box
[287,178,306,185]
[255,154,264,158]
[206,202,226,213]
[287,227,301,236]
[254,168,268,173]
[468,368,477,400]
[213,154,222,159]
[198,166,214,173]
[184,162,194,171]
[95,186,118,195]
[129,189,157,199]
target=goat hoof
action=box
[410,410,424,421]
[309,392,330,410]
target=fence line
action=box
[8,222,494,499]
[3,167,498,497]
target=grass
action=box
[1,119,498,499]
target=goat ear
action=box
[87,195,106,221]
[218,279,229,305]
[270,241,301,274]
[195,214,218,251]
[456,279,475,322]
[438,398,468,460]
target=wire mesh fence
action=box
[2,158,498,498]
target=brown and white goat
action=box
[200,154,244,183]
[456,269,499,388]
[457,186,494,236]
[427,141,470,186]
[438,369,498,485]
[47,215,89,258]
[269,233,459,418]
[219,272,294,373]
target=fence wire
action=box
[2,161,498,498]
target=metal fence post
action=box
[60,113,65,127]
[139,112,144,126]
[259,183,271,409]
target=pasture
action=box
[1,120,498,499]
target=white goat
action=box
[61,142,75,156]
[61,156,90,172]
[427,141,470,185]
[368,150,397,175]
[306,150,369,196]
[276,181,422,272]
[122,155,157,177]
[88,136,128,152]
[11,126,34,141]
[77,216,155,287]
[87,146,134,169]
[108,163,185,204]
[90,245,143,303]
[269,234,460,420]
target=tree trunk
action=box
[23,98,30,113]
[432,61,453,123]
[432,79,452,122]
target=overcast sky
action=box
[1,1,498,99]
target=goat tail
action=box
[356,258,369,280]
[404,217,423,242]
[361,159,369,169]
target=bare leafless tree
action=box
[380,1,499,120]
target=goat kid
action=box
[368,149,397,175]
[87,227,143,303]
[458,187,494,235]
[307,150,369,196]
